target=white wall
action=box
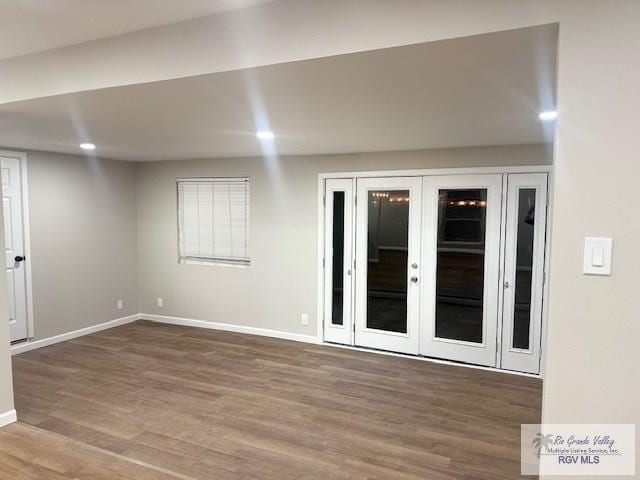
[541,0,640,442]
[24,150,139,339]
[137,145,550,336]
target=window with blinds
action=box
[177,178,250,266]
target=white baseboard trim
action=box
[142,313,321,345]
[11,314,142,355]
[0,409,17,428]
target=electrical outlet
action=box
[301,313,309,326]
[117,299,123,310]
[157,297,164,308]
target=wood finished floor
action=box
[7,320,542,479]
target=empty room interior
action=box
[0,1,638,479]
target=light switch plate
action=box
[583,237,613,275]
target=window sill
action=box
[179,258,250,269]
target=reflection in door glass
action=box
[512,189,536,350]
[331,192,345,325]
[366,190,409,333]
[435,189,487,343]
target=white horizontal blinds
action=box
[178,178,250,265]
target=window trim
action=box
[176,176,250,268]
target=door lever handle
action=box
[14,255,25,263]
[410,276,419,283]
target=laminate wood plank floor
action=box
[9,320,542,479]
[0,422,184,480]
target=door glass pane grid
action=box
[331,191,345,326]
[366,189,410,334]
[511,188,536,350]
[434,189,487,344]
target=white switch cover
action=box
[583,237,612,275]
[157,297,164,308]
[301,313,309,326]
[117,299,123,310]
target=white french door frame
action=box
[317,165,553,377]
[420,174,503,367]
[322,178,355,345]
[0,150,34,341]
[354,176,423,355]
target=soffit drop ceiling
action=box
[0,0,275,60]
[0,24,557,161]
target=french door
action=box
[322,172,548,373]
[421,175,503,367]
[353,177,422,354]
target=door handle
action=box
[14,255,25,263]
[410,276,419,283]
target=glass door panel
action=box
[500,174,547,373]
[421,175,502,366]
[355,177,422,354]
[434,189,488,343]
[323,179,354,345]
[366,190,410,334]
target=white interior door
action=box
[354,177,422,354]
[1,156,28,342]
[323,179,354,345]
[500,173,547,373]
[420,174,502,366]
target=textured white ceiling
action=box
[0,0,275,60]
[0,25,557,161]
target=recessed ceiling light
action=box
[538,110,557,121]
[79,143,96,150]
[256,131,274,140]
